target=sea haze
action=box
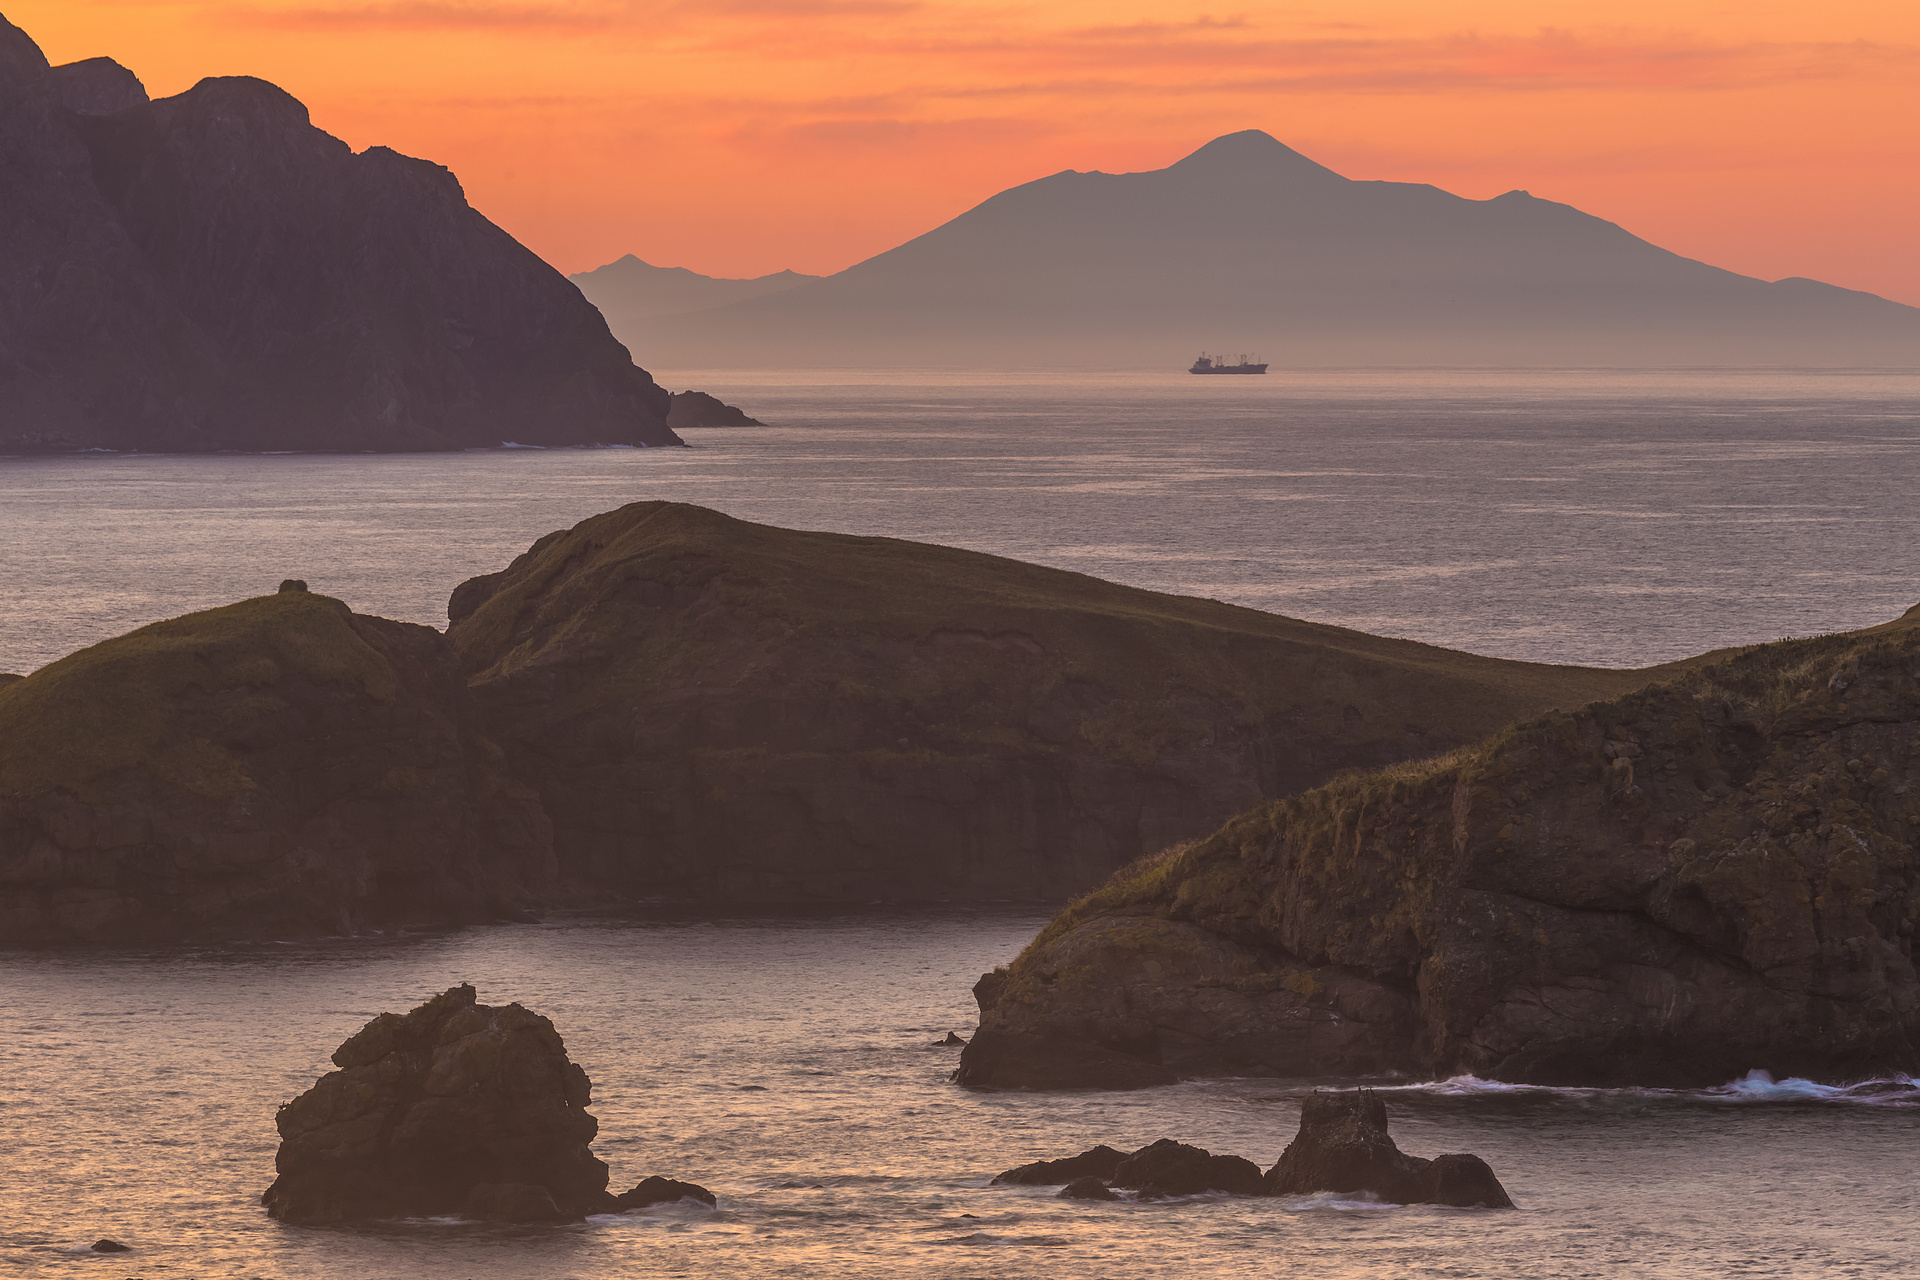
[2,369,1918,675]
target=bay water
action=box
[2,370,1918,1277]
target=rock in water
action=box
[614,1176,717,1209]
[89,1238,131,1252]
[666,390,763,428]
[0,591,553,944]
[957,606,1920,1088]
[0,16,678,453]
[262,986,612,1223]
[1265,1091,1512,1208]
[1110,1139,1267,1199]
[1058,1177,1117,1201]
[992,1144,1128,1186]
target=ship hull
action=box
[1190,364,1268,374]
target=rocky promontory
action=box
[0,586,553,944]
[956,607,1920,1088]
[264,984,713,1222]
[667,390,763,428]
[0,16,679,452]
[446,501,1647,902]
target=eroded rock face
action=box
[263,986,610,1223]
[959,610,1920,1087]
[1265,1091,1510,1207]
[0,591,553,944]
[0,16,677,452]
[446,500,1645,904]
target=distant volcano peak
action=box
[1166,129,1348,182]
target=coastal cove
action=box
[2,914,1915,1280]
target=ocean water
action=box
[2,915,1916,1280]
[4,371,1920,1276]
[2,369,1918,673]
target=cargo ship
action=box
[1189,353,1268,374]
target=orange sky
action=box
[14,1,1920,303]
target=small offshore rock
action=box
[1111,1139,1266,1199]
[90,1239,131,1253]
[937,1031,968,1046]
[278,579,308,593]
[614,1176,717,1209]
[261,985,610,1223]
[1265,1090,1511,1208]
[992,1144,1127,1186]
[1059,1177,1118,1201]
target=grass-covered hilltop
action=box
[3,502,1660,943]
[0,585,552,944]
[445,501,1648,901]
[956,606,1920,1090]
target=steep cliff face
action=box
[446,501,1649,902]
[957,608,1920,1088]
[0,589,553,944]
[0,16,677,452]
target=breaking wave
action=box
[1381,1070,1919,1107]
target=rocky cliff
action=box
[446,501,1650,902]
[956,606,1920,1088]
[0,15,678,452]
[0,586,553,944]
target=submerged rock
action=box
[992,1144,1127,1186]
[262,985,610,1223]
[957,607,1920,1088]
[614,1176,717,1209]
[1112,1139,1266,1199]
[1266,1091,1511,1208]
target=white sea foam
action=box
[1379,1070,1919,1106]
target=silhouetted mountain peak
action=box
[50,57,146,115]
[1167,129,1348,184]
[0,14,51,94]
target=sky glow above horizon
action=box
[15,0,1920,305]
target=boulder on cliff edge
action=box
[263,985,612,1222]
[1265,1090,1511,1207]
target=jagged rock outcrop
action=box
[0,590,553,944]
[1265,1091,1510,1206]
[0,16,678,452]
[445,501,1650,902]
[956,607,1920,1087]
[992,1144,1126,1186]
[263,986,609,1222]
[666,390,762,428]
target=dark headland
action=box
[0,16,680,453]
[3,501,1647,943]
[955,603,1920,1090]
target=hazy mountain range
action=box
[584,130,1920,369]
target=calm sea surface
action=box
[2,371,1919,1277]
[3,370,1919,674]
